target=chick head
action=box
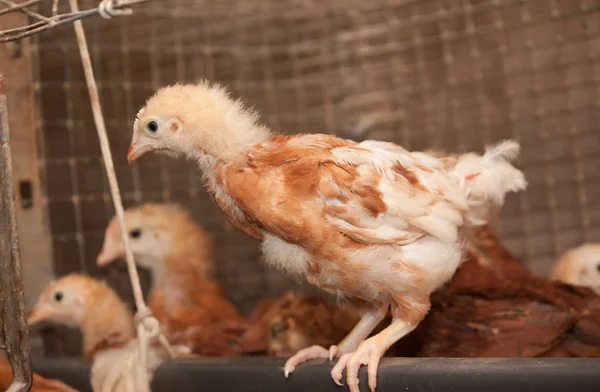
[27,274,101,327]
[96,202,186,269]
[551,243,600,293]
[127,80,268,164]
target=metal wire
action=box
[0,0,150,42]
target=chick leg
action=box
[283,303,388,378]
[332,299,429,392]
[328,303,389,359]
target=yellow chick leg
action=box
[329,303,389,359]
[331,318,419,392]
[283,303,388,378]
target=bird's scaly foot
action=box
[284,345,330,378]
[330,336,384,392]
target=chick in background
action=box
[551,243,600,294]
[97,202,246,356]
[27,273,192,392]
[27,273,136,361]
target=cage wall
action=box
[31,0,600,335]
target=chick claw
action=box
[330,338,384,392]
[284,345,330,378]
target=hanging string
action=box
[68,0,173,386]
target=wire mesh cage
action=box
[5,0,600,359]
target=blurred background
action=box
[1,0,599,357]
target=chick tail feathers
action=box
[454,140,527,225]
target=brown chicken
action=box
[405,224,600,358]
[239,292,362,357]
[0,356,78,392]
[97,202,246,356]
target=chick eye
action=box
[54,291,63,302]
[130,228,142,239]
[596,263,600,273]
[270,320,287,336]
[146,120,158,133]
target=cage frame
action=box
[2,0,600,391]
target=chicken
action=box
[27,274,136,361]
[239,292,364,357]
[0,356,78,392]
[409,224,600,358]
[96,202,246,356]
[126,81,527,392]
[27,274,192,392]
[550,243,600,294]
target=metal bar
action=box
[0,74,33,392]
[32,357,600,392]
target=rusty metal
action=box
[0,73,33,392]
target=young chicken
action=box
[126,81,527,392]
[550,243,600,294]
[27,274,136,361]
[27,274,189,392]
[239,292,364,357]
[97,202,246,356]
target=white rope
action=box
[98,0,133,19]
[68,0,172,389]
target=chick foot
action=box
[330,337,385,392]
[284,345,330,378]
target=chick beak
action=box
[97,243,123,267]
[127,143,153,164]
[27,305,50,325]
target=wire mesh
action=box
[28,0,600,353]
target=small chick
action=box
[97,202,245,355]
[127,81,527,392]
[244,292,363,357]
[28,274,189,392]
[550,243,600,294]
[97,202,214,281]
[27,274,135,361]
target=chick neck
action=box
[162,231,214,287]
[184,103,273,167]
[140,222,215,299]
[80,285,136,361]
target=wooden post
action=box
[0,73,32,392]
